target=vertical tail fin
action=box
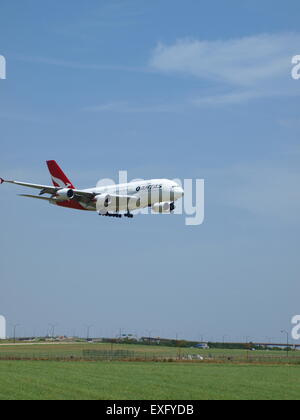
[46,160,75,189]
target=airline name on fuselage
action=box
[136,184,163,192]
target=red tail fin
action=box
[46,161,75,189]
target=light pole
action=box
[118,328,124,341]
[199,334,205,343]
[49,324,57,339]
[13,324,20,344]
[245,336,252,360]
[281,330,289,359]
[223,335,229,345]
[86,325,93,342]
[146,330,153,345]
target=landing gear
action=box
[98,211,134,219]
[99,212,122,218]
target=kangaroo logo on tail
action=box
[46,161,75,189]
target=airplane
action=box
[0,160,184,218]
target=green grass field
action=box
[0,343,299,400]
[0,360,299,400]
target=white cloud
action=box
[150,33,300,105]
[150,34,299,86]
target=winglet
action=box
[0,178,5,185]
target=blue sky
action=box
[0,0,299,342]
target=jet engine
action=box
[55,188,75,201]
[96,194,112,212]
[152,202,175,213]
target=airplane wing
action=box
[0,178,96,201]
[18,194,53,201]
[1,178,139,208]
[0,178,57,194]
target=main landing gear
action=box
[99,212,134,219]
[100,212,122,218]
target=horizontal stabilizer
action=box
[18,194,51,201]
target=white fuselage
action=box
[77,179,184,212]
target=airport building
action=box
[0,315,6,339]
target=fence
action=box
[0,350,300,364]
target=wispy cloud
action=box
[150,33,299,85]
[0,111,44,123]
[192,90,262,106]
[17,33,300,111]
[150,33,300,105]
[58,0,148,35]
[84,101,184,114]
[13,54,148,74]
